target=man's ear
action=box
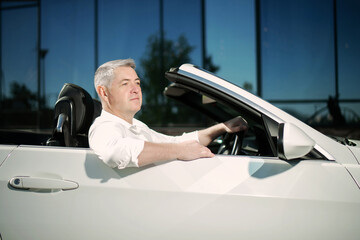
[97,85,108,99]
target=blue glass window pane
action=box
[42,0,95,106]
[98,0,159,73]
[337,0,360,100]
[261,0,334,100]
[163,0,202,67]
[206,0,256,93]
[1,7,37,103]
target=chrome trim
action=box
[314,144,335,161]
[56,113,66,133]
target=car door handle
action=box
[9,176,79,190]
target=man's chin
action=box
[131,106,142,113]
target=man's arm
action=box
[137,140,215,167]
[138,116,248,167]
[198,116,248,146]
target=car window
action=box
[207,96,277,157]
[164,83,277,157]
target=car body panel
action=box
[0,145,359,239]
[0,145,17,166]
[344,163,360,189]
[348,144,360,164]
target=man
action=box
[89,59,247,169]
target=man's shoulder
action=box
[92,114,112,125]
[133,118,147,127]
[92,111,126,125]
[89,115,125,133]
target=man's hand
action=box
[177,140,215,160]
[198,116,248,146]
[223,116,248,133]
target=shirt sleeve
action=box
[89,122,144,169]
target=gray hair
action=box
[94,59,136,89]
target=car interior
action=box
[164,82,278,157]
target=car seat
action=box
[46,83,101,147]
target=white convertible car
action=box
[0,64,359,240]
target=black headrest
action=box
[47,83,101,147]
[54,83,94,136]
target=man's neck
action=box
[104,107,134,124]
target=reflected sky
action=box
[338,0,360,99]
[262,0,335,100]
[2,7,37,94]
[206,0,256,90]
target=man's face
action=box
[106,66,142,119]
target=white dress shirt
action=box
[88,110,199,169]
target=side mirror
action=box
[277,123,315,160]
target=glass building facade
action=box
[1,0,359,136]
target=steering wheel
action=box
[217,131,245,155]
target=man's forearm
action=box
[137,142,179,167]
[198,116,248,146]
[198,123,227,146]
[137,140,214,167]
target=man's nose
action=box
[130,83,140,93]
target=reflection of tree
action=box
[243,81,253,92]
[1,82,38,110]
[203,55,220,73]
[140,34,193,111]
[138,34,219,126]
